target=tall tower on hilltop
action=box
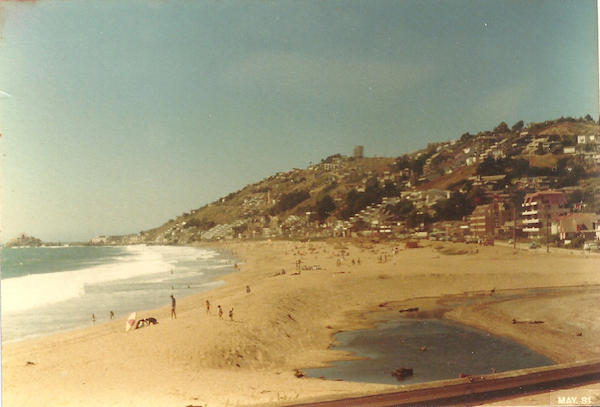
[353,145,364,159]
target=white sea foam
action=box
[2,245,236,344]
[1,245,217,315]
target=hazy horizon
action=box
[1,0,598,243]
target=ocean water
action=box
[305,319,555,385]
[1,245,237,344]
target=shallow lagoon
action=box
[305,318,555,385]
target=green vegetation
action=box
[272,189,311,215]
[341,178,400,220]
[314,195,336,223]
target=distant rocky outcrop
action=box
[5,235,43,247]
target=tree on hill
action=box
[314,195,336,223]
[386,199,414,218]
[511,120,525,132]
[476,156,511,176]
[582,187,600,213]
[184,218,216,230]
[341,179,384,220]
[494,122,510,134]
[477,156,555,179]
[566,190,583,207]
[406,208,433,229]
[460,132,474,143]
[272,189,311,214]
[392,155,411,172]
[410,154,428,176]
[507,158,531,178]
[432,191,478,221]
[555,157,587,188]
[383,181,400,197]
[322,154,342,164]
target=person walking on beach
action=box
[229,308,234,321]
[218,305,223,320]
[171,295,177,319]
[92,314,95,323]
[205,299,212,315]
[109,311,114,320]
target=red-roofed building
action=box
[555,213,600,241]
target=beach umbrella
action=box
[125,312,137,332]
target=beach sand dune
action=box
[2,240,599,406]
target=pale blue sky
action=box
[0,0,598,242]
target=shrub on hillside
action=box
[272,189,311,214]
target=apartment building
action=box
[468,202,511,238]
[521,190,568,238]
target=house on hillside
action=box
[401,189,451,209]
[577,135,599,144]
[554,213,600,241]
[469,175,506,190]
[91,236,108,245]
[523,138,549,155]
[514,176,556,191]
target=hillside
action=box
[139,117,599,244]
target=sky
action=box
[0,0,598,243]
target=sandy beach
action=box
[2,239,600,407]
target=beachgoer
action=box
[205,299,211,315]
[229,308,234,321]
[218,305,223,320]
[109,311,114,320]
[246,285,251,293]
[92,314,95,323]
[171,295,177,319]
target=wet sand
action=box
[2,239,599,406]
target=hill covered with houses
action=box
[98,116,600,248]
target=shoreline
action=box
[1,244,238,346]
[2,239,600,406]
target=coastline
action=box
[2,239,600,406]
[1,244,237,345]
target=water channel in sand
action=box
[305,318,555,385]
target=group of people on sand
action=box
[205,298,234,321]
